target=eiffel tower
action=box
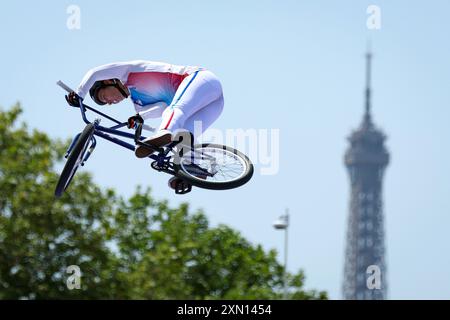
[343,51,390,300]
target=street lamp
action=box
[273,208,289,299]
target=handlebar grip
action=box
[57,80,75,93]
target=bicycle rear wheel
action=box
[174,143,253,190]
[54,123,94,198]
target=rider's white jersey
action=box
[76,60,203,117]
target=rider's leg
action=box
[169,94,224,167]
[135,70,223,158]
[181,94,224,139]
[165,73,223,191]
[159,70,223,132]
[168,96,224,192]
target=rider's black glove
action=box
[65,91,82,107]
[127,114,144,129]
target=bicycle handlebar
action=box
[56,80,156,132]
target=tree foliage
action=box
[0,104,327,300]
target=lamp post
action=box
[273,208,289,299]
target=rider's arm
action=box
[76,60,183,99]
[135,101,168,119]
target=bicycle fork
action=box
[64,133,97,166]
[64,133,81,158]
[65,119,100,166]
[81,136,96,166]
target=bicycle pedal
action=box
[151,161,169,171]
[175,180,192,195]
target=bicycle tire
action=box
[54,123,94,198]
[173,143,254,190]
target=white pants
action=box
[158,70,224,137]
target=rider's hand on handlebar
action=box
[127,114,144,129]
[65,91,82,107]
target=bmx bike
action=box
[54,81,254,197]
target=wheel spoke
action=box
[180,147,247,183]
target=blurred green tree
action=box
[0,104,327,300]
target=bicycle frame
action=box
[67,97,180,172]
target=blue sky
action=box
[1,0,449,299]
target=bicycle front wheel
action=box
[174,143,253,190]
[54,123,94,198]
